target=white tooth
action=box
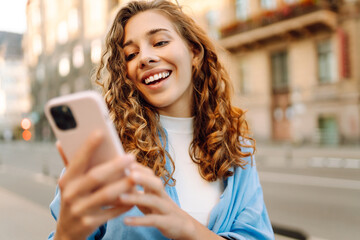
[144,73,169,85]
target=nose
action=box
[138,48,159,69]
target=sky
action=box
[0,0,28,34]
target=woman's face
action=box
[123,10,195,117]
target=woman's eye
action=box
[125,53,137,61]
[154,41,169,47]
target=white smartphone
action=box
[44,91,125,167]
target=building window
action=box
[57,21,69,44]
[235,0,248,20]
[0,90,5,115]
[31,7,42,27]
[318,116,339,146]
[68,8,79,34]
[73,45,84,68]
[91,39,102,63]
[58,56,70,77]
[317,39,336,83]
[261,0,277,10]
[90,0,103,23]
[271,51,289,92]
[33,34,43,56]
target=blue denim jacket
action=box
[48,134,274,240]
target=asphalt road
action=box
[259,171,360,240]
[0,141,359,240]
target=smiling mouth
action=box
[143,71,171,85]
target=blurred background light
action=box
[58,57,70,77]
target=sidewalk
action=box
[0,186,55,239]
[2,140,353,240]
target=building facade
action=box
[0,31,31,140]
[25,0,360,145]
[216,0,360,146]
[25,0,119,140]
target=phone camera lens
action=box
[50,105,77,130]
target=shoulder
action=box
[239,136,255,163]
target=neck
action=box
[157,93,193,117]
[158,108,192,117]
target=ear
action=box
[191,46,201,67]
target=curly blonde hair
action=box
[94,0,255,185]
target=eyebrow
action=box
[123,28,170,48]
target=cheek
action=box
[173,54,192,74]
[126,63,137,82]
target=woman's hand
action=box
[54,131,136,240]
[119,163,223,240]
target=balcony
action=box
[219,0,338,51]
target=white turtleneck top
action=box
[159,115,223,226]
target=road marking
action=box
[344,158,360,169]
[309,157,360,169]
[259,171,360,190]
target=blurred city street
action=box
[1,140,359,240]
[1,0,360,240]
[0,141,60,239]
[256,144,360,240]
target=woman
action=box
[48,0,274,239]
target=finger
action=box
[130,163,154,176]
[124,190,152,215]
[124,214,163,227]
[123,214,187,239]
[73,176,135,214]
[62,130,104,182]
[119,191,168,214]
[66,154,135,198]
[99,205,133,221]
[83,205,134,229]
[56,140,68,166]
[129,164,165,196]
